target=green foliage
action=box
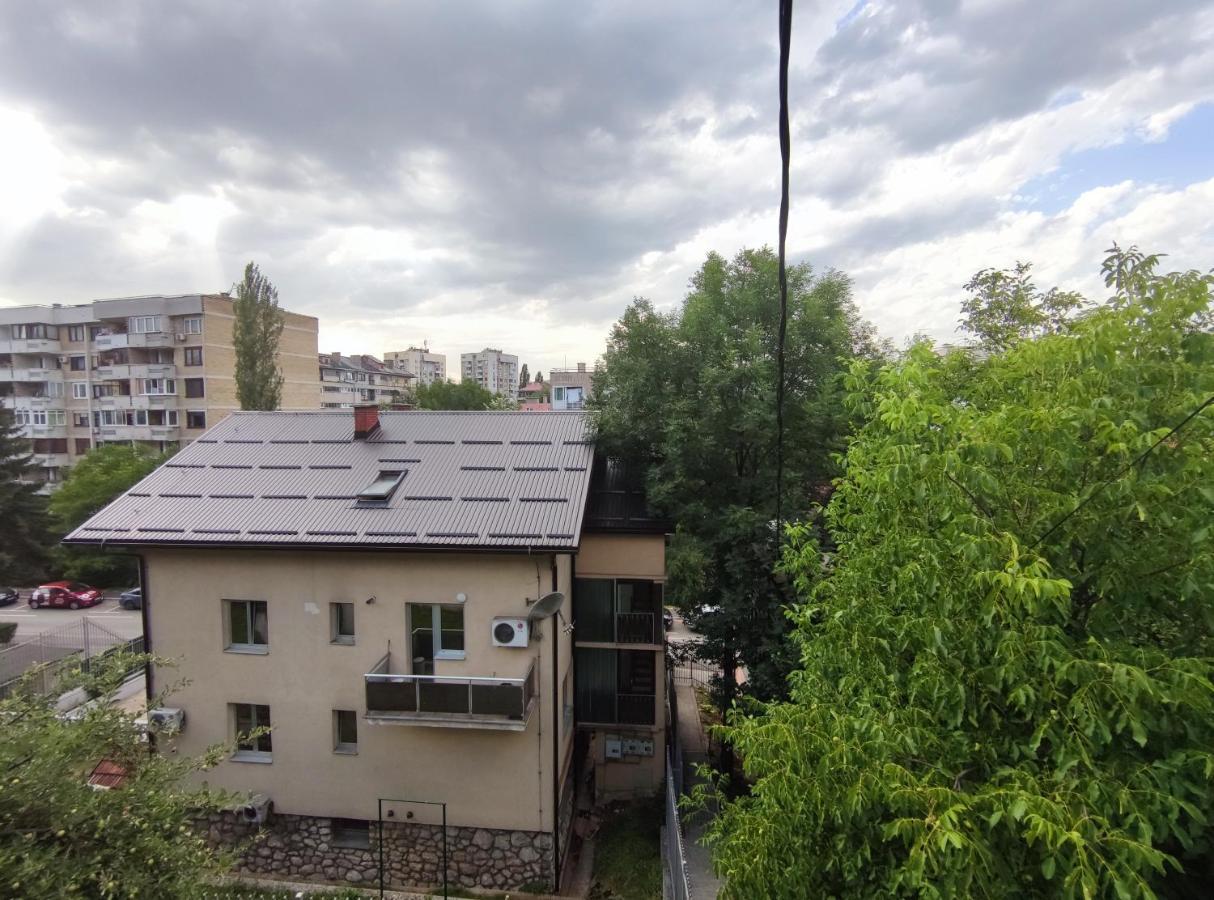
[706,248,1214,898]
[0,654,238,899]
[591,248,878,703]
[590,798,663,900]
[0,621,17,644]
[0,406,51,584]
[415,379,503,410]
[49,443,165,586]
[959,260,1088,351]
[519,363,530,388]
[232,261,285,411]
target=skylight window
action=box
[357,470,406,506]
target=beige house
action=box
[66,408,667,893]
[0,294,319,488]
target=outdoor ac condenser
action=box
[491,617,529,648]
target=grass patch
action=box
[590,797,663,900]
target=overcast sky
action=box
[1,0,1211,375]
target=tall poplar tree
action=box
[519,363,530,388]
[232,262,285,411]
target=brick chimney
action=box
[353,404,380,439]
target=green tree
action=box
[414,379,500,410]
[705,248,1214,898]
[0,654,239,899]
[232,261,285,411]
[959,261,1087,352]
[50,444,165,586]
[0,406,50,584]
[535,370,544,383]
[519,363,530,388]
[592,248,876,706]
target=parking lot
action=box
[0,592,144,644]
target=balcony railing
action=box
[615,612,658,644]
[577,691,656,726]
[365,653,537,730]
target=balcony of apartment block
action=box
[27,424,68,440]
[129,362,177,379]
[130,393,179,410]
[94,394,135,410]
[149,424,180,441]
[573,612,661,646]
[94,362,133,380]
[91,331,129,350]
[96,425,153,442]
[8,394,60,411]
[1,337,62,354]
[364,652,537,731]
[32,452,72,468]
[576,692,657,727]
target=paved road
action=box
[0,595,144,644]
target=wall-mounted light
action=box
[365,596,376,605]
[455,592,467,604]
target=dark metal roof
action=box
[583,457,671,534]
[65,411,595,551]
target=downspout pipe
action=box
[550,554,561,890]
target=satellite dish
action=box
[527,591,565,622]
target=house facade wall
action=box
[144,546,574,888]
[573,532,667,800]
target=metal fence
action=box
[671,654,718,687]
[665,748,692,900]
[0,618,141,699]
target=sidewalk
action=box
[674,680,723,900]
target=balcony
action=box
[131,394,177,409]
[577,691,656,726]
[131,363,176,379]
[4,338,62,354]
[95,364,133,380]
[94,395,134,409]
[32,452,72,468]
[364,653,537,731]
[92,332,129,350]
[150,424,180,440]
[29,424,67,439]
[126,332,174,348]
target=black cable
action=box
[1031,393,1214,548]
[775,0,793,534]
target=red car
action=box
[30,581,102,610]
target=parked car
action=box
[29,581,102,610]
[686,603,721,631]
[662,607,674,630]
[0,587,19,607]
[119,587,142,610]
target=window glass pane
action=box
[229,601,249,645]
[439,605,464,652]
[333,602,354,638]
[573,579,615,642]
[574,648,617,723]
[336,710,357,746]
[251,601,268,645]
[254,705,272,752]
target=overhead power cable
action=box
[774,0,793,535]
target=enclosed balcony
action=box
[364,653,537,731]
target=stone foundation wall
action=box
[200,810,553,892]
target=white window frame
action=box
[186,409,206,429]
[140,378,176,396]
[13,410,30,426]
[224,599,269,654]
[164,410,179,426]
[231,703,273,762]
[130,315,160,334]
[71,382,88,400]
[409,603,466,661]
[182,317,202,334]
[330,602,355,645]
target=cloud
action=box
[0,0,1211,374]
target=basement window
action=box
[331,818,370,849]
[356,470,405,507]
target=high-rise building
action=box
[460,348,518,401]
[318,352,414,408]
[382,347,446,386]
[0,294,319,489]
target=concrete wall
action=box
[145,547,574,836]
[577,533,666,581]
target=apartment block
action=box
[549,362,596,411]
[382,347,446,386]
[460,348,518,401]
[0,295,319,487]
[318,352,414,408]
[65,409,668,893]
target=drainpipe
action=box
[550,554,561,891]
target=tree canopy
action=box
[0,407,50,585]
[591,247,878,702]
[704,248,1214,898]
[414,379,505,410]
[232,261,285,411]
[0,655,235,899]
[519,363,530,388]
[49,443,165,586]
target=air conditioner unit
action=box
[175,333,187,342]
[147,707,185,735]
[491,617,529,648]
[240,794,273,825]
[57,355,68,363]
